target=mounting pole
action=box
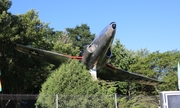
[178,62,180,91]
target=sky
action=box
[8,0,180,52]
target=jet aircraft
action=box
[14,22,161,86]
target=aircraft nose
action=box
[112,23,116,29]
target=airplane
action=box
[14,22,162,86]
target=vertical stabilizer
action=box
[178,62,180,90]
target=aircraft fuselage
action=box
[82,22,116,70]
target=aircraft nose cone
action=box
[112,23,116,29]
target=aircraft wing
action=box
[14,44,82,65]
[98,64,162,86]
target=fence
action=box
[0,94,37,108]
[0,94,160,108]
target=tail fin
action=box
[178,62,180,90]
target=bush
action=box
[36,60,114,108]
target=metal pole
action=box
[178,62,180,90]
[0,70,2,92]
[114,94,118,108]
[56,94,58,108]
[0,70,3,108]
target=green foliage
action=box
[0,0,54,94]
[134,48,150,58]
[99,81,117,94]
[12,10,54,49]
[110,39,136,71]
[0,1,55,107]
[158,69,178,91]
[53,41,80,56]
[0,0,11,13]
[66,24,95,55]
[109,39,137,96]
[129,50,180,94]
[118,96,159,108]
[129,50,158,95]
[36,60,114,108]
[109,40,180,95]
[41,60,100,95]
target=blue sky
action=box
[9,0,180,52]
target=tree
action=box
[0,0,54,95]
[0,1,56,107]
[133,48,150,58]
[109,39,136,71]
[129,50,180,94]
[118,95,159,108]
[66,24,95,55]
[52,31,80,56]
[156,50,180,91]
[129,50,157,95]
[108,39,136,96]
[53,41,80,56]
[0,0,11,13]
[36,60,114,108]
